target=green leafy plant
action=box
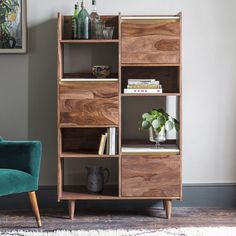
[139,109,179,133]
[0,0,19,24]
[0,0,19,48]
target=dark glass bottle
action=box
[72,2,79,39]
[78,0,91,39]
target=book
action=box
[106,128,110,155]
[109,128,112,155]
[128,79,157,84]
[98,133,107,155]
[111,128,116,155]
[127,84,162,89]
[124,88,163,94]
[107,128,116,155]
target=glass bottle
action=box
[90,0,100,39]
[77,0,91,39]
[72,2,79,39]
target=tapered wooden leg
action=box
[163,200,166,211]
[164,200,172,219]
[28,192,42,227]
[68,200,75,220]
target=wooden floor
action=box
[0,208,236,231]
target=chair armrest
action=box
[0,141,42,180]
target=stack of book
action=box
[124,79,162,94]
[98,128,118,156]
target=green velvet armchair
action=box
[0,137,42,227]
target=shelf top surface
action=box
[61,186,118,200]
[121,144,180,155]
[121,93,180,97]
[60,78,118,82]
[60,39,119,44]
[60,152,119,158]
[121,63,181,67]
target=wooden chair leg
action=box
[68,200,75,220]
[28,191,42,227]
[163,200,166,211]
[164,199,172,219]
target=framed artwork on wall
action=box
[0,0,27,54]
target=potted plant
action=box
[139,109,179,148]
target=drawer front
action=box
[59,82,119,126]
[122,155,181,197]
[121,19,180,64]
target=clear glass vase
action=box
[149,127,166,148]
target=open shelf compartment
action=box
[61,127,119,157]
[121,66,180,94]
[121,140,180,156]
[60,158,119,199]
[62,42,119,81]
[121,96,181,154]
[61,15,119,40]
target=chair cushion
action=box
[0,169,37,197]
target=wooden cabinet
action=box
[121,17,180,64]
[57,13,182,220]
[59,82,119,126]
[121,155,181,197]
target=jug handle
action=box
[103,168,110,184]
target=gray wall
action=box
[0,0,236,185]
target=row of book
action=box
[98,128,118,155]
[124,79,163,94]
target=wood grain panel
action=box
[122,155,180,197]
[121,20,180,64]
[59,82,119,126]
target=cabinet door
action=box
[121,19,180,64]
[122,155,181,198]
[59,82,119,126]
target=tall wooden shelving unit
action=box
[57,13,182,220]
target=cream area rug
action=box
[1,227,236,236]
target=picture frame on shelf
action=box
[0,0,27,54]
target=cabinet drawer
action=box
[121,19,180,64]
[122,155,181,197]
[59,82,119,126]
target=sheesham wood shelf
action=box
[121,93,181,97]
[60,152,119,158]
[121,63,180,67]
[61,186,119,200]
[57,12,182,220]
[59,124,119,128]
[61,191,181,200]
[60,39,119,44]
[63,72,119,79]
[60,78,118,82]
[61,185,181,200]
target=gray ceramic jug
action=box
[86,166,110,193]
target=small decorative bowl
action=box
[92,65,111,78]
